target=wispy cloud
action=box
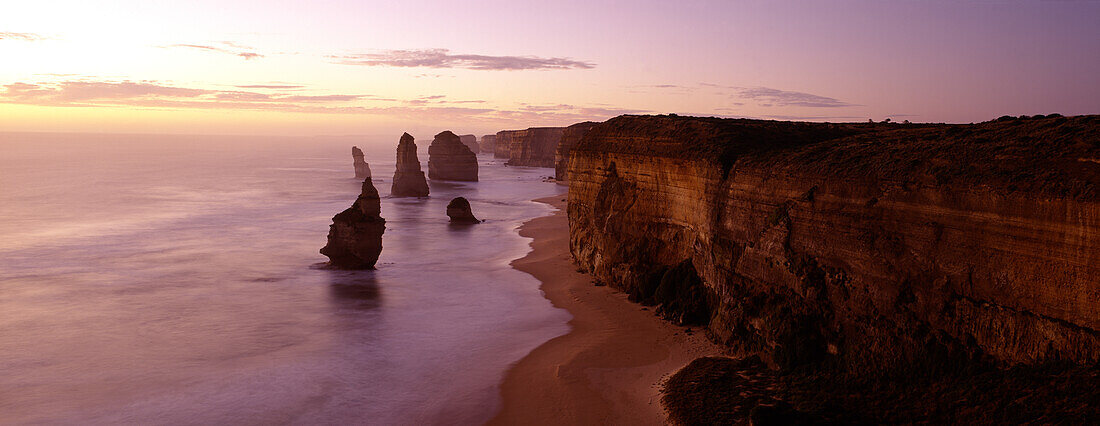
[234,84,305,89]
[164,42,264,60]
[0,31,46,41]
[329,48,595,70]
[0,80,372,113]
[0,79,632,125]
[732,87,855,108]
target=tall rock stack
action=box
[320,179,385,269]
[480,134,496,154]
[458,134,479,154]
[352,146,372,179]
[428,131,479,181]
[390,133,430,197]
[554,121,598,180]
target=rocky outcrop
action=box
[428,131,478,181]
[505,127,565,167]
[480,134,496,154]
[352,146,372,179]
[568,114,1100,373]
[390,133,430,197]
[554,122,597,180]
[459,134,479,154]
[320,179,385,269]
[494,130,516,159]
[446,197,480,223]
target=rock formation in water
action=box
[390,133,430,197]
[554,122,597,180]
[504,127,565,167]
[446,197,480,223]
[428,131,478,181]
[568,114,1100,373]
[320,179,385,269]
[352,146,372,179]
[458,134,479,154]
[480,134,496,154]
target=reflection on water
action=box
[0,133,569,425]
[327,271,382,310]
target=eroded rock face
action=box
[480,134,496,154]
[320,179,385,269]
[428,131,478,181]
[554,122,597,180]
[568,114,1100,373]
[390,133,430,197]
[494,130,516,159]
[505,127,565,167]
[458,134,479,154]
[446,197,480,223]
[352,146,372,179]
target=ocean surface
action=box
[0,132,570,425]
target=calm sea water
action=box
[0,132,570,425]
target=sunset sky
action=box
[1,0,1098,137]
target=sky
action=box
[1,0,1098,137]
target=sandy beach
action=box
[489,195,723,425]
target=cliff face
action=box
[506,127,565,167]
[554,122,598,180]
[458,134,480,154]
[480,134,496,154]
[352,146,372,179]
[494,130,517,159]
[390,133,430,197]
[321,179,385,269]
[568,114,1100,373]
[428,131,478,181]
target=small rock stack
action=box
[320,179,386,269]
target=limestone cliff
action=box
[390,133,430,197]
[321,179,385,269]
[494,130,516,159]
[480,134,496,154]
[352,146,372,179]
[568,114,1100,373]
[458,134,479,154]
[554,122,597,180]
[428,131,478,181]
[505,127,565,167]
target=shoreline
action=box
[489,195,723,425]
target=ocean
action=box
[0,132,570,425]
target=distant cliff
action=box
[505,127,565,167]
[554,122,597,180]
[480,134,496,154]
[568,114,1100,372]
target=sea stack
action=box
[458,134,479,153]
[352,146,372,179]
[480,134,496,154]
[390,133,430,197]
[427,131,478,181]
[320,179,385,269]
[446,197,479,223]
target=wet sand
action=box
[490,195,723,425]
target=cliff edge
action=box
[568,114,1100,373]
